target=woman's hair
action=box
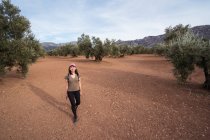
[68,66,80,78]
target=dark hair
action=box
[68,66,80,80]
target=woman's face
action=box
[70,66,76,72]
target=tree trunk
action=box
[203,74,210,90]
[202,57,210,89]
[207,74,210,90]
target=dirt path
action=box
[0,55,209,140]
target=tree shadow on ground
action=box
[56,58,96,63]
[0,71,24,87]
[0,70,24,79]
[28,84,73,118]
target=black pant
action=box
[67,90,80,117]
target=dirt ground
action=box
[0,54,209,140]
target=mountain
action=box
[191,25,210,39]
[117,25,210,47]
[116,34,165,47]
[41,42,59,51]
[41,25,210,51]
[41,41,77,51]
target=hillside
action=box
[41,25,210,50]
[118,25,210,47]
[41,41,77,51]
[41,42,59,51]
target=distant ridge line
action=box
[41,25,210,51]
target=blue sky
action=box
[11,0,210,43]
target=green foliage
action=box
[119,45,132,56]
[153,44,167,56]
[164,24,210,86]
[110,44,120,57]
[77,33,92,58]
[130,45,154,54]
[92,37,104,61]
[105,39,124,57]
[164,24,189,45]
[47,50,58,56]
[71,45,80,57]
[168,44,195,82]
[0,0,44,77]
[76,34,157,59]
[131,46,143,54]
[167,31,199,82]
[47,44,80,57]
[195,39,210,69]
[194,39,210,89]
[103,38,112,56]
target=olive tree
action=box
[0,0,44,77]
[165,24,210,89]
[77,33,92,59]
[92,37,105,61]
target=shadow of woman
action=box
[28,84,72,118]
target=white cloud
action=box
[12,0,210,43]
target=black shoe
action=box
[73,115,78,123]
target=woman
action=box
[65,63,82,123]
